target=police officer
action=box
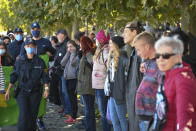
[20,22,55,130]
[7,27,24,62]
[5,38,49,131]
[20,22,55,56]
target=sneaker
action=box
[64,117,77,124]
[60,113,71,119]
[37,118,46,130]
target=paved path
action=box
[1,101,103,131]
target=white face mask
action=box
[0,49,6,56]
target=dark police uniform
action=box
[10,54,49,131]
[20,37,55,56]
[7,40,23,62]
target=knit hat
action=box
[111,36,125,49]
[96,30,110,45]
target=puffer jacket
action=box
[61,50,78,80]
[77,52,95,95]
[162,63,196,131]
[92,45,109,89]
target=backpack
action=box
[149,76,168,131]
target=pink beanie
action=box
[96,30,110,45]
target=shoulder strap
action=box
[101,51,107,69]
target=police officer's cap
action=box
[56,29,67,35]
[31,22,40,29]
[13,27,23,33]
[25,38,36,46]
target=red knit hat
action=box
[96,30,110,45]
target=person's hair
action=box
[93,43,108,62]
[0,41,13,63]
[133,31,155,47]
[126,21,144,34]
[67,40,78,52]
[51,36,58,44]
[155,36,184,54]
[74,31,85,41]
[107,42,120,71]
[80,36,95,54]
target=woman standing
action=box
[0,41,13,66]
[0,41,13,93]
[5,38,49,131]
[105,36,128,131]
[154,36,196,131]
[77,36,96,131]
[92,30,111,131]
[61,40,78,123]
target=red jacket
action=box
[162,63,196,131]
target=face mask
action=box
[25,47,35,54]
[32,30,40,38]
[0,49,6,56]
[15,34,23,41]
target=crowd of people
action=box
[0,20,196,131]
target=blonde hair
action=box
[107,43,120,71]
[93,44,103,61]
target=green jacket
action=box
[77,52,95,95]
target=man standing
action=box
[53,29,71,118]
[133,32,159,131]
[8,27,24,62]
[20,22,55,56]
[122,21,144,131]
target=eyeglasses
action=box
[155,53,176,59]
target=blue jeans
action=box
[81,94,96,131]
[17,91,42,131]
[109,97,128,131]
[95,89,111,131]
[61,76,71,115]
[139,120,150,131]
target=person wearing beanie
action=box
[92,30,111,131]
[104,36,128,131]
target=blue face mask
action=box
[25,47,35,54]
[32,30,40,38]
[15,34,23,41]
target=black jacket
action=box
[7,40,23,62]
[126,48,143,131]
[1,55,14,66]
[53,38,70,77]
[10,55,49,93]
[109,51,128,105]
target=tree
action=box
[0,0,196,36]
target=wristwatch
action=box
[45,87,49,90]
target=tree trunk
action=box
[72,18,79,39]
[66,24,72,39]
[181,5,196,36]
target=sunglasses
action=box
[155,53,176,59]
